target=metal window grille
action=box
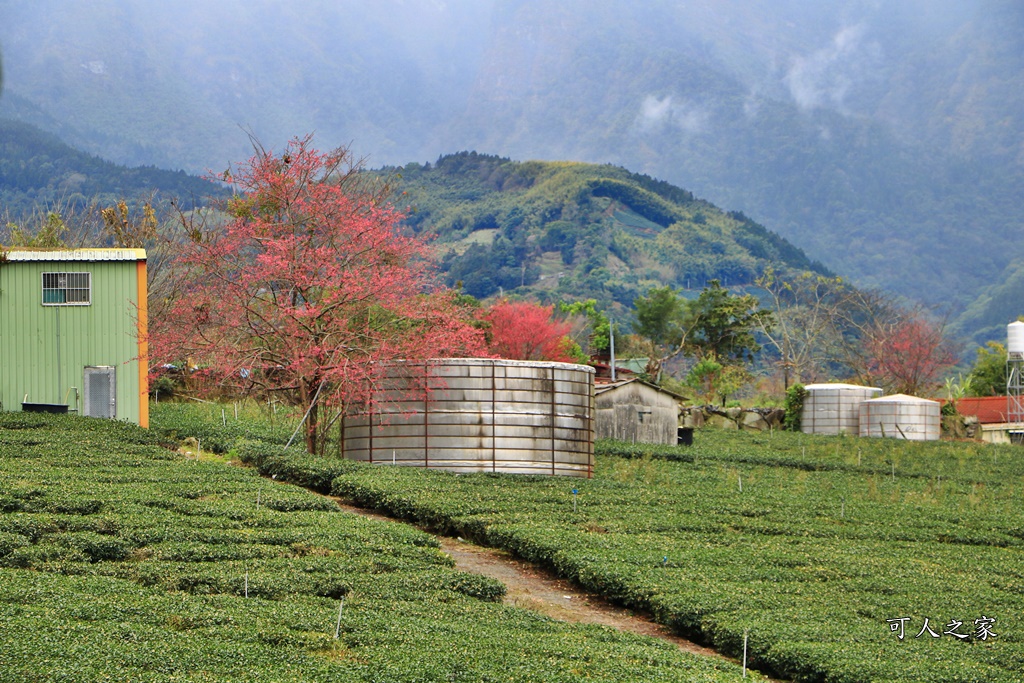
[42,272,91,305]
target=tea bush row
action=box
[275,434,1022,683]
[0,412,752,682]
[150,403,1024,681]
[600,429,1024,486]
[150,401,294,453]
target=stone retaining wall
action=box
[681,405,785,432]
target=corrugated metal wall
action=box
[343,359,595,477]
[800,384,882,436]
[0,259,143,424]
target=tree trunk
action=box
[299,379,320,455]
[305,397,319,455]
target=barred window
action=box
[42,272,91,305]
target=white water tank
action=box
[859,394,941,441]
[801,383,882,436]
[1008,321,1024,357]
[341,359,595,477]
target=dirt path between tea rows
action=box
[332,499,781,680]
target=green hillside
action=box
[0,118,224,219]
[951,259,1024,348]
[3,1,1023,335]
[0,120,833,321]
[392,153,829,309]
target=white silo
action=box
[1008,322,1024,424]
[800,383,882,436]
[859,394,941,441]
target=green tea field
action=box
[6,403,1024,681]
[0,411,751,682]
[237,423,1024,682]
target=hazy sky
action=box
[1,0,1020,314]
[0,0,1000,170]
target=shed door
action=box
[83,366,116,419]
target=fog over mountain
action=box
[0,0,1022,344]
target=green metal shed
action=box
[0,248,148,426]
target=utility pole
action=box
[610,319,616,382]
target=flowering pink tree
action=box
[150,136,484,454]
[483,300,579,363]
[865,315,958,395]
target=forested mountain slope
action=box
[391,153,828,310]
[451,1,1024,327]
[2,1,1022,344]
[0,118,222,220]
[0,121,822,320]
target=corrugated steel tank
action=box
[800,383,882,436]
[859,394,941,441]
[341,359,595,477]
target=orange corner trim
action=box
[137,260,149,428]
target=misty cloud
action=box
[743,90,764,120]
[81,61,107,75]
[636,95,707,135]
[784,24,873,111]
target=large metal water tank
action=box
[859,394,940,441]
[1008,321,1024,357]
[800,383,882,436]
[341,359,595,477]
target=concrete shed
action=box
[801,383,881,436]
[859,394,941,441]
[595,378,682,445]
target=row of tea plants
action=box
[229,420,1023,682]
[0,411,752,682]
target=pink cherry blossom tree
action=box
[150,136,484,454]
[864,315,958,396]
[483,300,580,363]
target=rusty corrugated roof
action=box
[954,396,1010,424]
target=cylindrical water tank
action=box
[341,359,595,477]
[859,394,940,441]
[800,383,882,436]
[1008,321,1024,356]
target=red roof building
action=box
[949,396,1023,445]
[954,396,1011,424]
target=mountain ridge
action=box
[2,0,1021,347]
[389,151,829,311]
[0,117,222,220]
[0,123,828,328]
[2,2,1018,328]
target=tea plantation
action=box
[0,411,751,682]
[229,418,1023,683]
